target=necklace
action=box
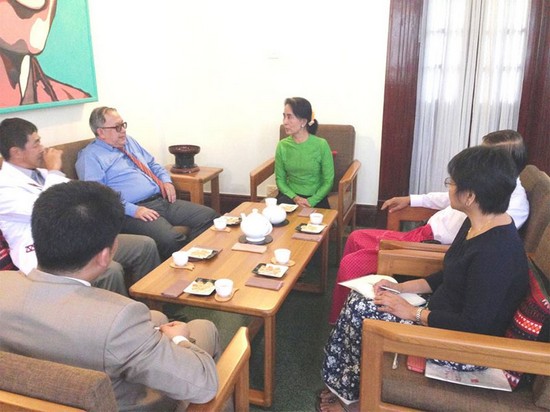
[467,216,496,239]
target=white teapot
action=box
[262,197,287,225]
[240,208,273,242]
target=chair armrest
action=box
[188,327,251,412]
[338,159,361,189]
[377,248,444,277]
[360,319,550,412]
[0,351,116,412]
[337,160,361,209]
[0,389,85,412]
[249,158,275,202]
[380,239,450,254]
[386,206,439,232]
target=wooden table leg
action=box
[210,176,221,213]
[292,236,328,294]
[319,234,328,292]
[249,315,275,407]
[189,183,204,205]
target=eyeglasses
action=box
[100,122,127,133]
[444,177,456,188]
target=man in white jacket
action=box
[0,117,160,295]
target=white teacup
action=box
[309,212,323,225]
[172,251,189,267]
[274,248,291,265]
[213,216,227,230]
[215,279,234,298]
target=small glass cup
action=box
[215,279,234,298]
[309,212,323,225]
[274,248,291,265]
[172,251,189,267]
[213,216,227,230]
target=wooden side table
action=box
[167,166,223,213]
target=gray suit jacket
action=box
[0,269,218,411]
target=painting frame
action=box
[0,0,98,114]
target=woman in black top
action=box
[319,146,529,412]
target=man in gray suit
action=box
[0,180,220,411]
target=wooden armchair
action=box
[380,206,447,278]
[379,165,550,276]
[360,223,550,411]
[250,124,361,257]
[361,320,550,411]
[385,206,439,232]
[0,327,251,412]
[188,327,251,412]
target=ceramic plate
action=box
[184,277,216,296]
[252,263,289,278]
[296,223,327,234]
[280,203,298,213]
[187,247,218,260]
[224,216,242,226]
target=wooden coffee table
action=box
[129,201,337,407]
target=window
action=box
[410,0,531,193]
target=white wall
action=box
[0,0,390,205]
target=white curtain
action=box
[409,0,531,193]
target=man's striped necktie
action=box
[117,147,166,198]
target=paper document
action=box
[339,274,426,306]
[425,360,512,392]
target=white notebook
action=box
[339,274,426,306]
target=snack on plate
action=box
[301,223,324,233]
[280,203,298,212]
[224,216,241,225]
[259,264,282,276]
[190,279,214,292]
[188,247,214,259]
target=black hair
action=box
[0,118,38,160]
[32,181,124,273]
[448,146,518,214]
[482,129,527,173]
[284,97,318,135]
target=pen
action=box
[380,285,400,294]
[392,353,399,369]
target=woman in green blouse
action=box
[275,97,335,209]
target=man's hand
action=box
[159,321,191,340]
[293,195,311,208]
[42,148,63,171]
[164,182,177,203]
[381,196,410,213]
[134,206,160,221]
